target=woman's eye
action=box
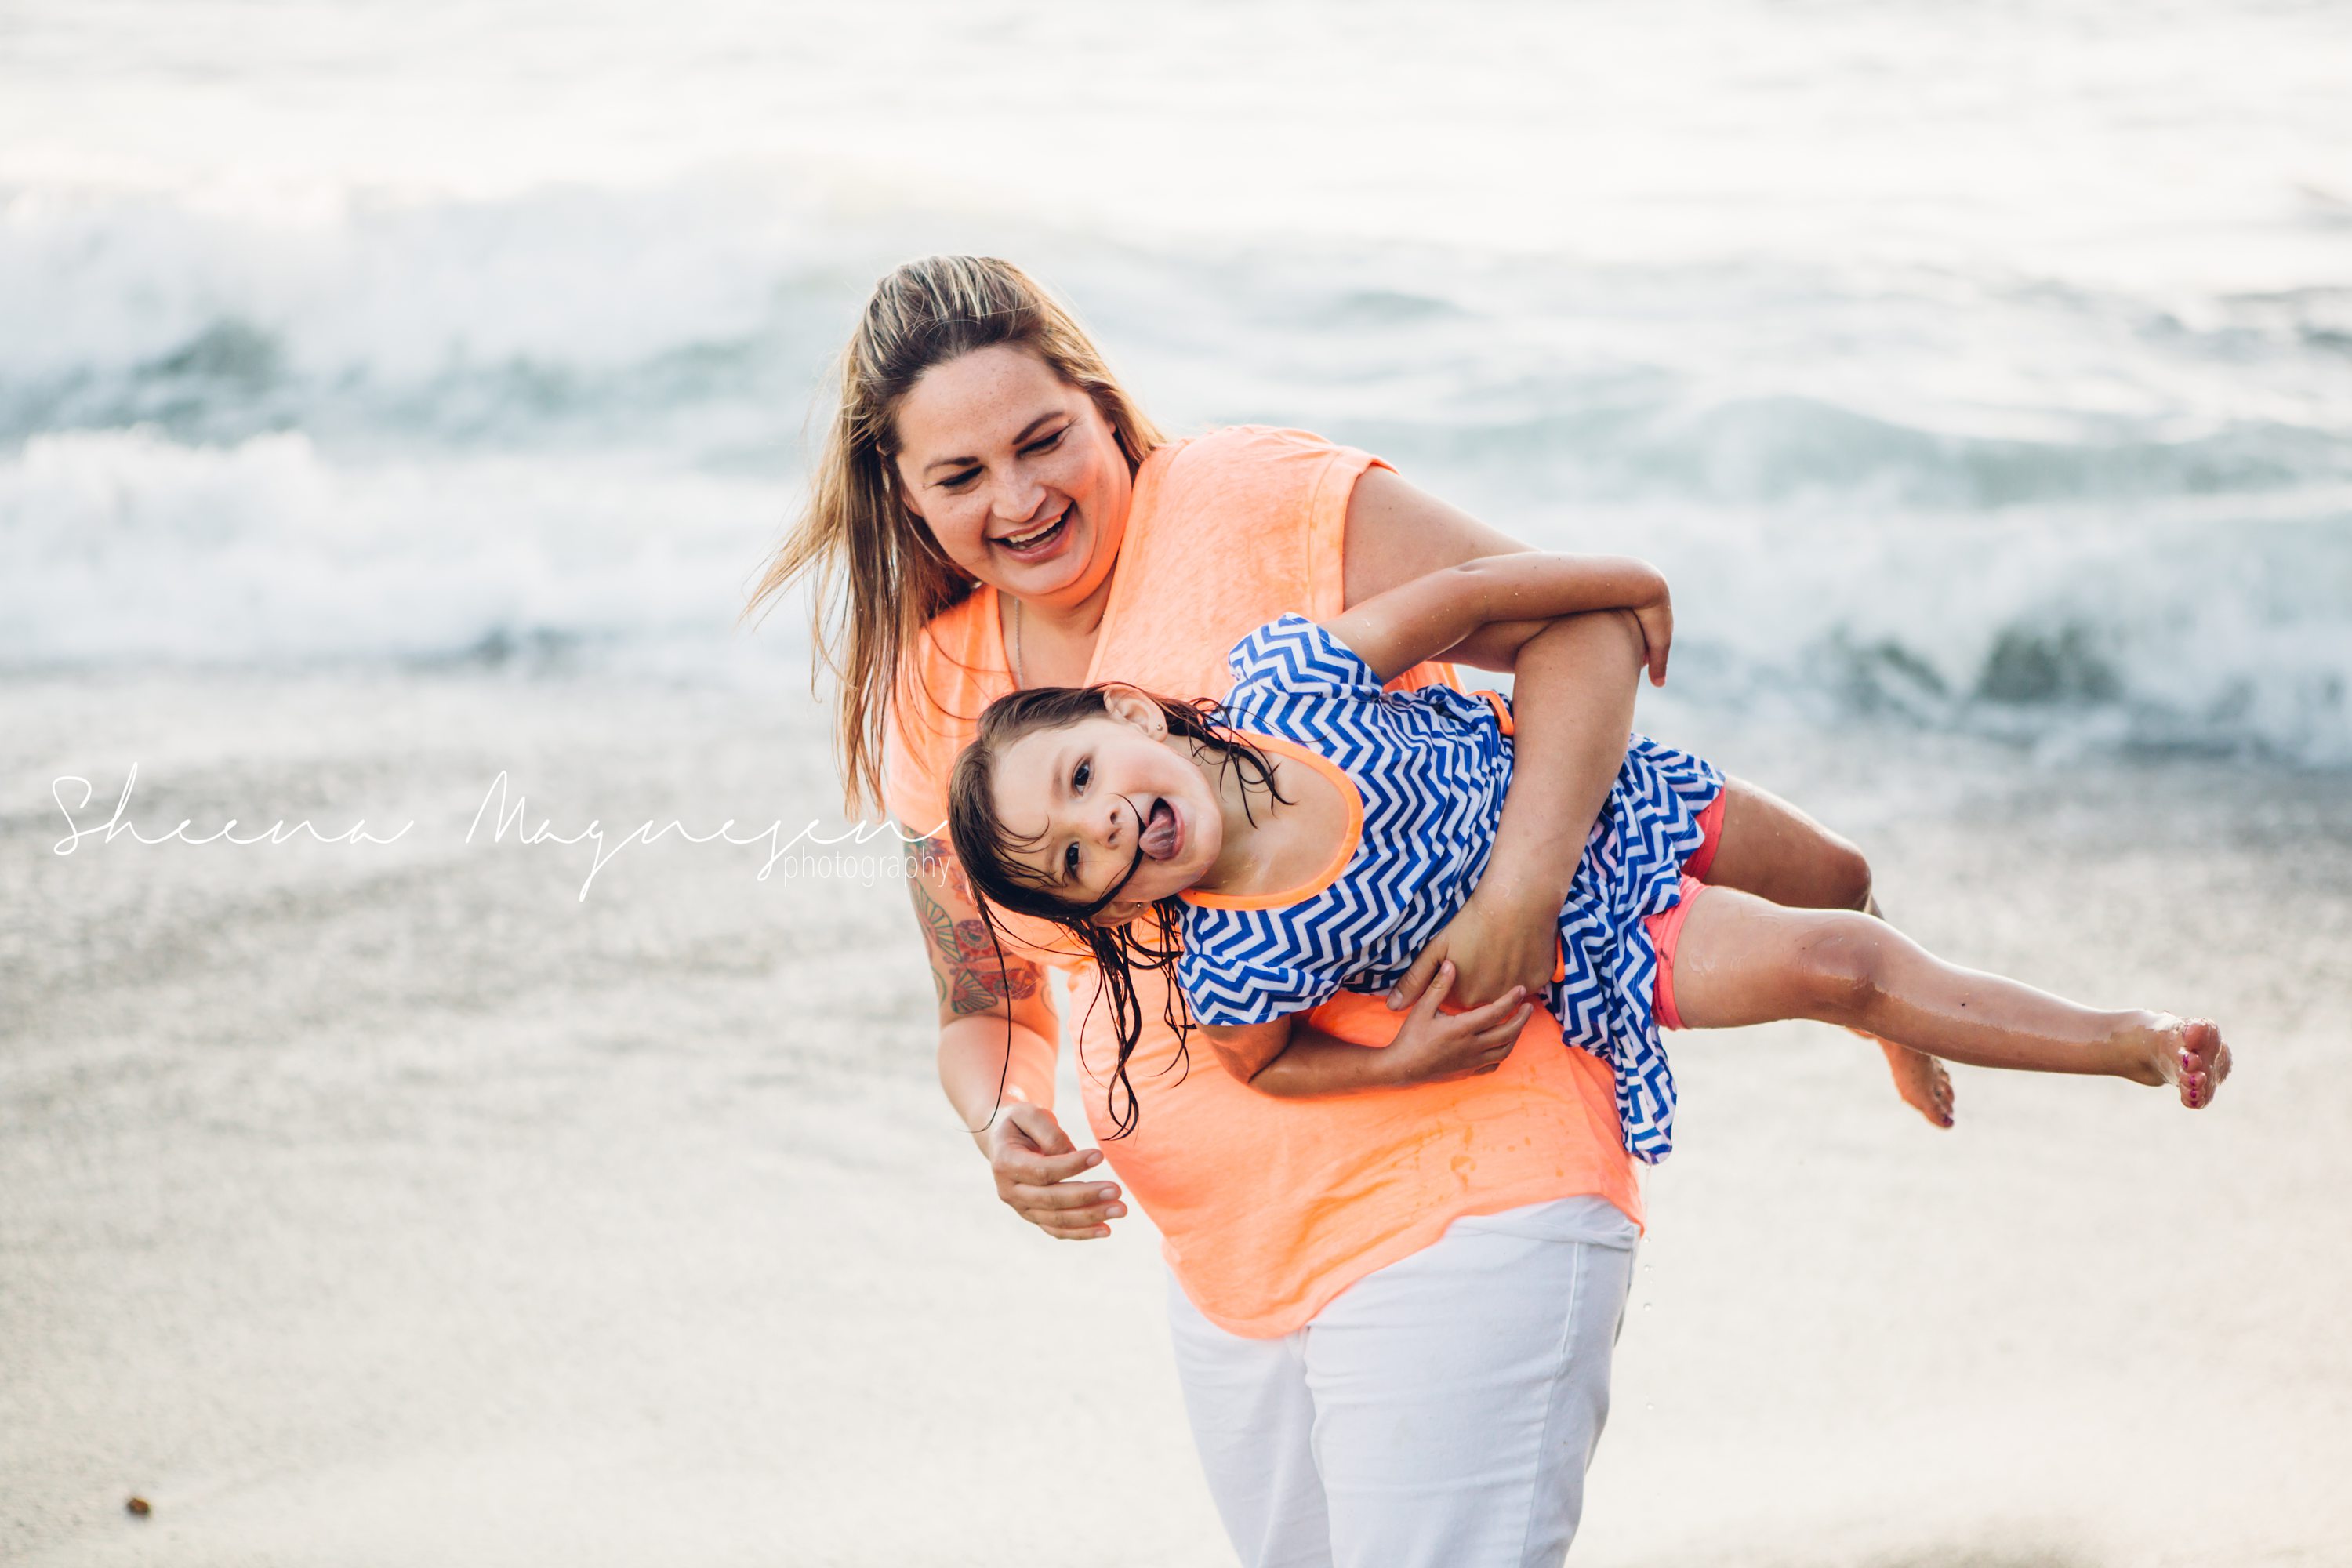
[1073,758,1091,791]
[1023,428,1067,456]
[942,468,981,490]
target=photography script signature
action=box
[50,766,925,901]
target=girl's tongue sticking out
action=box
[1139,797,1183,862]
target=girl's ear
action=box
[1098,684,1167,738]
[1087,899,1148,928]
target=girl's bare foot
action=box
[2127,1014,2232,1107]
[1875,1036,1955,1127]
[2126,1011,2230,1109]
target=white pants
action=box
[1165,1197,1640,1568]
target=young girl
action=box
[943,552,2230,1152]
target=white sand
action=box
[3,669,2344,1566]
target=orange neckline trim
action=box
[1178,729,1364,911]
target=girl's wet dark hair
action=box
[947,684,1290,1139]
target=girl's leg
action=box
[1700,779,1955,1125]
[1701,777,1873,909]
[1665,884,2230,1106]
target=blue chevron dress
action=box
[1174,613,1723,1162]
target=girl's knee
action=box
[1795,913,1891,1022]
[1824,837,1874,913]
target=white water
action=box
[5,1,2350,760]
[6,8,2351,1565]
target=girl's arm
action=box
[1321,551,1672,689]
[1199,962,1534,1098]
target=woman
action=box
[744,256,1941,1567]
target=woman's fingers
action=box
[996,1144,1099,1187]
[990,1109,1121,1238]
[1033,1209,1120,1237]
[997,1102,1081,1160]
[1011,1176,1120,1210]
[990,1108,1100,1186]
[1021,1210,1120,1240]
[1388,946,1450,1011]
[1009,1176,1123,1234]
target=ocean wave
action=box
[10,183,2352,492]
[0,180,866,459]
[0,428,797,671]
[1348,398,2352,512]
[1573,496,2352,768]
[4,180,2347,765]
[5,427,2345,767]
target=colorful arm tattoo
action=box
[906,834,1040,1015]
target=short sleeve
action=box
[879,598,996,836]
[1179,947,1343,1027]
[1221,612,1385,717]
[882,691,950,838]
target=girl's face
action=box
[986,695,1225,924]
[891,344,1134,611]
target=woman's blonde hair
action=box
[740,256,1165,817]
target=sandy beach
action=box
[6,0,2349,1558]
[4,666,2343,1566]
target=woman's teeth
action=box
[999,510,1069,552]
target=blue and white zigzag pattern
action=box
[1175,613,1722,1163]
[1542,733,1722,1163]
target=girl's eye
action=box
[1073,758,1091,792]
[1063,841,1080,880]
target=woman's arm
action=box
[1385,614,1643,1011]
[905,833,1125,1241]
[1321,551,1671,688]
[1341,467,1651,1012]
[1199,961,1534,1098]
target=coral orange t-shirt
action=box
[885,425,1641,1338]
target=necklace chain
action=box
[1009,593,1025,688]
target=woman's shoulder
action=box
[1153,423,1363,484]
[1129,427,1387,594]
[884,586,1000,818]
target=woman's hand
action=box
[1380,961,1534,1083]
[980,1102,1125,1241]
[1388,884,1560,1014]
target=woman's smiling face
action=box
[985,697,1226,923]
[891,344,1134,609]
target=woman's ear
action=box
[1098,684,1166,738]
